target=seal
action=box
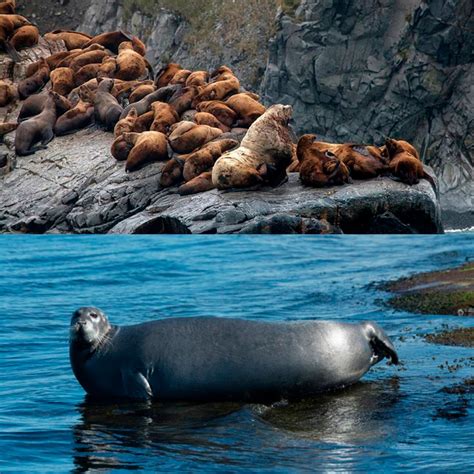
[149,101,179,134]
[154,63,182,88]
[82,31,146,56]
[18,90,71,122]
[10,24,39,50]
[50,67,75,96]
[0,1,15,15]
[114,107,138,138]
[212,105,294,190]
[0,79,16,106]
[69,307,399,402]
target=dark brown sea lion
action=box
[15,91,64,156]
[160,156,186,188]
[54,100,94,136]
[44,30,92,50]
[155,63,182,88]
[50,67,75,96]
[195,100,236,128]
[168,121,223,154]
[94,78,123,131]
[122,131,169,172]
[18,91,71,122]
[10,24,38,50]
[83,31,146,56]
[17,58,50,99]
[212,105,294,190]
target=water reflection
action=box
[72,378,401,472]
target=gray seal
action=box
[69,307,399,402]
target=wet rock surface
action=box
[426,328,474,348]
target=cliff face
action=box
[77,0,473,228]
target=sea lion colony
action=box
[0,4,433,195]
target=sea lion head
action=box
[70,307,111,349]
[266,104,293,125]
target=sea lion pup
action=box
[194,111,230,133]
[154,63,182,88]
[94,78,123,131]
[0,121,17,135]
[69,49,110,72]
[114,107,138,138]
[297,135,351,188]
[10,24,39,50]
[54,100,94,136]
[18,91,71,122]
[120,84,181,118]
[0,0,15,14]
[0,79,16,106]
[149,101,179,134]
[212,105,294,190]
[194,67,240,104]
[83,31,146,56]
[129,84,156,103]
[69,308,399,402]
[122,131,169,172]
[168,121,223,154]
[50,67,75,97]
[178,171,215,196]
[44,30,92,50]
[17,58,50,99]
[111,134,133,161]
[186,70,209,87]
[114,41,148,81]
[15,91,65,156]
[168,85,201,115]
[182,138,239,182]
[195,100,236,128]
[225,93,266,128]
[169,69,192,85]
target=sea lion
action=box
[168,85,201,115]
[0,0,15,14]
[186,70,209,87]
[0,121,16,135]
[168,121,223,154]
[212,105,294,190]
[10,24,39,50]
[194,66,240,104]
[194,111,230,133]
[54,100,94,136]
[160,156,186,188]
[15,91,65,156]
[50,67,75,97]
[114,41,148,81]
[195,100,236,128]
[129,84,156,104]
[297,135,351,188]
[225,93,266,128]
[155,63,182,88]
[169,69,192,85]
[111,134,133,162]
[18,91,71,122]
[69,49,110,72]
[114,107,138,138]
[0,13,30,61]
[83,31,146,56]
[94,78,123,131]
[0,79,16,106]
[26,51,72,76]
[178,171,215,195]
[17,58,50,99]
[385,138,420,161]
[122,131,169,172]
[44,30,92,50]
[55,44,106,69]
[69,307,399,402]
[133,110,154,133]
[149,101,179,134]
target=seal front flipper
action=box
[363,321,399,366]
[121,369,153,400]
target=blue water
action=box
[0,236,473,472]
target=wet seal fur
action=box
[212,105,294,190]
[69,307,399,402]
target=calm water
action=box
[0,236,473,472]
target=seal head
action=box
[70,307,112,351]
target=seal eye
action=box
[90,312,99,320]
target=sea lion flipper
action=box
[121,370,153,400]
[364,322,399,365]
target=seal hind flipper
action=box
[121,370,153,400]
[364,322,399,365]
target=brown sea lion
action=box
[212,105,294,190]
[74,63,102,87]
[111,134,133,162]
[183,138,239,182]
[0,13,30,61]
[10,24,39,50]
[225,93,266,128]
[194,66,240,104]
[83,31,146,56]
[178,172,215,196]
[17,58,50,99]
[160,156,186,188]
[169,69,192,85]
[155,63,182,88]
[114,107,138,138]
[129,84,156,103]
[0,121,17,135]
[44,30,92,50]
[18,91,71,122]
[55,100,94,136]
[133,110,154,133]
[122,131,169,172]
[15,91,64,156]
[94,78,123,131]
[194,111,230,133]
[186,71,209,87]
[69,49,110,72]
[168,85,201,116]
[68,78,98,104]
[195,100,236,128]
[55,44,105,69]
[385,138,420,161]
[26,52,71,77]
[0,0,15,14]
[297,135,351,188]
[168,121,223,154]
[114,41,148,81]
[0,79,16,106]
[150,101,179,134]
[50,67,75,96]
